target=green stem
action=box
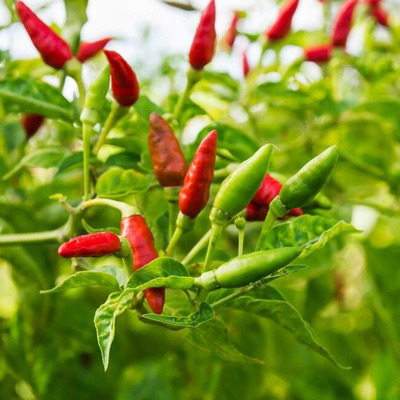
[0,229,61,246]
[238,228,244,257]
[210,283,260,309]
[83,198,139,217]
[203,223,225,272]
[74,72,86,108]
[257,40,268,70]
[182,229,212,266]
[82,123,92,201]
[93,103,128,156]
[168,201,179,240]
[165,227,183,255]
[255,210,277,251]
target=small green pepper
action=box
[195,247,302,290]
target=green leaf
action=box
[96,167,151,198]
[0,78,75,121]
[141,303,214,328]
[64,0,88,52]
[260,215,360,257]
[94,292,132,371]
[41,270,121,294]
[106,137,145,155]
[185,319,263,364]
[134,95,164,121]
[227,297,348,369]
[56,151,101,176]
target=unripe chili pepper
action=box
[148,113,188,187]
[195,247,302,290]
[77,37,112,63]
[179,130,217,219]
[265,0,299,41]
[332,0,359,48]
[121,215,164,314]
[223,11,240,49]
[189,0,216,70]
[304,44,332,63]
[22,114,45,138]
[371,6,389,27]
[242,50,250,77]
[16,1,73,69]
[104,50,140,107]
[58,232,121,258]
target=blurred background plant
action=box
[1,0,400,399]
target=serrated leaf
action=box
[41,270,120,294]
[94,292,132,370]
[141,303,214,328]
[260,215,360,257]
[185,318,263,364]
[227,297,349,369]
[96,167,151,198]
[0,78,75,121]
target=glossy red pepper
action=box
[15,1,73,69]
[148,113,188,187]
[189,0,216,70]
[77,38,112,63]
[58,232,121,258]
[121,215,164,314]
[22,114,45,138]
[265,0,299,41]
[179,130,217,219]
[332,0,359,48]
[371,6,389,26]
[223,11,240,49]
[242,50,250,77]
[304,44,332,63]
[104,50,140,107]
[246,202,268,221]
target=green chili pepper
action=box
[195,247,302,290]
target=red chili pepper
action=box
[371,6,389,26]
[304,44,332,63]
[121,215,164,314]
[332,0,359,48]
[246,202,268,221]
[58,232,121,258]
[265,0,299,41]
[189,0,216,70]
[148,113,188,187]
[179,130,217,219]
[104,50,140,107]
[363,0,380,5]
[242,50,250,77]
[22,114,45,138]
[15,1,73,69]
[77,38,112,63]
[223,11,240,49]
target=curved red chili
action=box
[242,50,250,77]
[148,113,188,187]
[104,50,140,107]
[22,114,45,138]
[265,0,299,41]
[332,0,359,48]
[223,11,240,49]
[121,215,164,314]
[304,44,332,63]
[189,0,216,70]
[15,1,73,69]
[58,232,121,258]
[179,130,217,219]
[371,6,389,26]
[77,38,112,63]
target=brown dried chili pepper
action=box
[265,0,299,41]
[148,113,188,188]
[77,37,112,63]
[304,44,333,63]
[22,114,45,138]
[104,50,140,107]
[16,1,73,69]
[121,215,165,314]
[58,232,121,258]
[189,0,216,70]
[332,0,359,48]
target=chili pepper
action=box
[332,0,359,48]
[223,11,240,49]
[195,247,302,290]
[22,114,45,138]
[189,0,216,70]
[148,113,188,187]
[121,215,164,314]
[246,202,268,221]
[363,0,380,5]
[179,130,217,219]
[304,44,332,63]
[371,6,389,26]
[15,1,73,69]
[265,0,299,41]
[104,50,140,107]
[58,232,121,258]
[242,50,250,77]
[77,37,112,63]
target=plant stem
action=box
[74,72,86,108]
[165,227,183,255]
[182,229,212,266]
[83,198,139,218]
[0,229,61,246]
[210,284,258,309]
[238,228,244,257]
[82,123,92,201]
[255,210,277,251]
[202,223,225,272]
